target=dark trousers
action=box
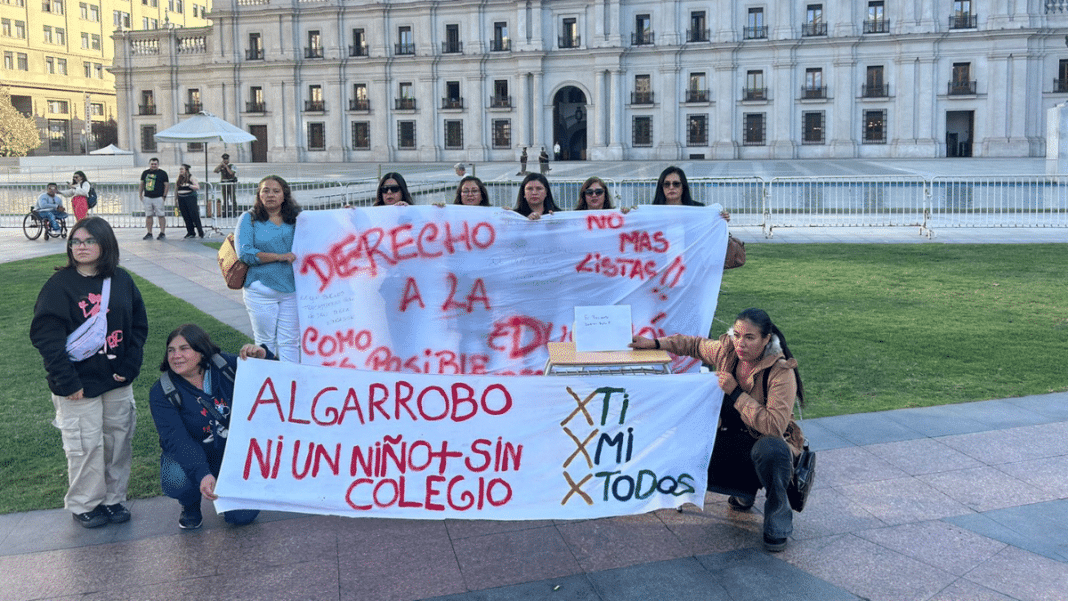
[160,453,258,525]
[707,432,794,539]
[177,193,203,237]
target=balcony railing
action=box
[801,86,827,99]
[863,19,890,33]
[349,44,367,57]
[1055,78,1068,93]
[631,91,654,105]
[948,14,977,29]
[743,26,768,40]
[802,22,827,36]
[304,100,325,112]
[685,89,709,103]
[349,98,370,111]
[395,42,415,55]
[441,97,464,110]
[631,31,654,46]
[558,35,581,49]
[948,80,977,95]
[245,48,263,60]
[490,38,510,52]
[304,46,323,59]
[138,104,157,115]
[490,95,512,108]
[395,98,416,110]
[862,83,889,98]
[743,88,767,101]
[184,102,202,114]
[687,28,709,42]
[245,101,266,113]
[442,41,462,54]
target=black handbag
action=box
[787,442,816,512]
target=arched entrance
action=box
[553,86,587,161]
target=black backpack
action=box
[86,186,98,209]
[159,353,236,421]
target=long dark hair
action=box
[453,176,490,206]
[251,175,301,224]
[513,173,561,216]
[575,176,614,210]
[159,323,221,373]
[735,308,805,406]
[176,164,192,187]
[375,172,414,206]
[60,216,119,277]
[652,166,702,206]
[72,170,89,186]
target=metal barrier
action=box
[5,175,1066,237]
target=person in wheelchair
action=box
[36,183,69,235]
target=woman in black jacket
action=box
[30,216,149,528]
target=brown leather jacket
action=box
[658,333,805,456]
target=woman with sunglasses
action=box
[652,166,704,206]
[574,176,615,211]
[31,216,148,529]
[374,172,414,206]
[453,176,491,206]
[513,173,561,219]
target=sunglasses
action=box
[663,181,684,188]
[584,188,605,197]
[380,185,402,194]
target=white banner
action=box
[213,359,722,520]
[293,205,727,374]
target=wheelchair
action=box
[24,206,68,241]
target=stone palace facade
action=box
[110,0,1068,164]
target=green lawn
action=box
[2,244,1066,514]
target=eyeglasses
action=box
[663,181,683,188]
[69,238,98,248]
[380,185,401,194]
[461,189,481,196]
[584,188,605,197]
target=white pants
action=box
[51,385,136,514]
[242,280,300,362]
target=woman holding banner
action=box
[149,324,271,529]
[652,166,705,206]
[630,308,805,552]
[574,177,616,211]
[453,176,491,206]
[30,217,148,528]
[513,173,561,219]
[374,172,414,206]
[237,175,302,363]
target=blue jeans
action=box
[744,436,794,539]
[39,209,67,231]
[159,454,259,525]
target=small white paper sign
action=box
[574,305,632,352]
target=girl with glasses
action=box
[30,216,148,529]
[652,166,704,206]
[374,172,414,206]
[574,176,615,211]
[452,176,491,206]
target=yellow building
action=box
[0,0,210,154]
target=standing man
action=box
[517,147,528,175]
[36,183,69,235]
[553,141,561,161]
[138,157,169,240]
[213,153,237,216]
[539,147,550,175]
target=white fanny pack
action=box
[65,277,111,362]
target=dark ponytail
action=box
[736,308,805,406]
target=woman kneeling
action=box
[149,324,272,529]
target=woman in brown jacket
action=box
[630,308,805,552]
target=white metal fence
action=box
[4,175,1066,236]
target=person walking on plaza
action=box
[30,216,149,528]
[517,147,528,175]
[175,164,204,239]
[65,171,92,221]
[539,147,550,175]
[213,153,237,216]
[36,183,69,236]
[138,157,169,240]
[149,324,266,529]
